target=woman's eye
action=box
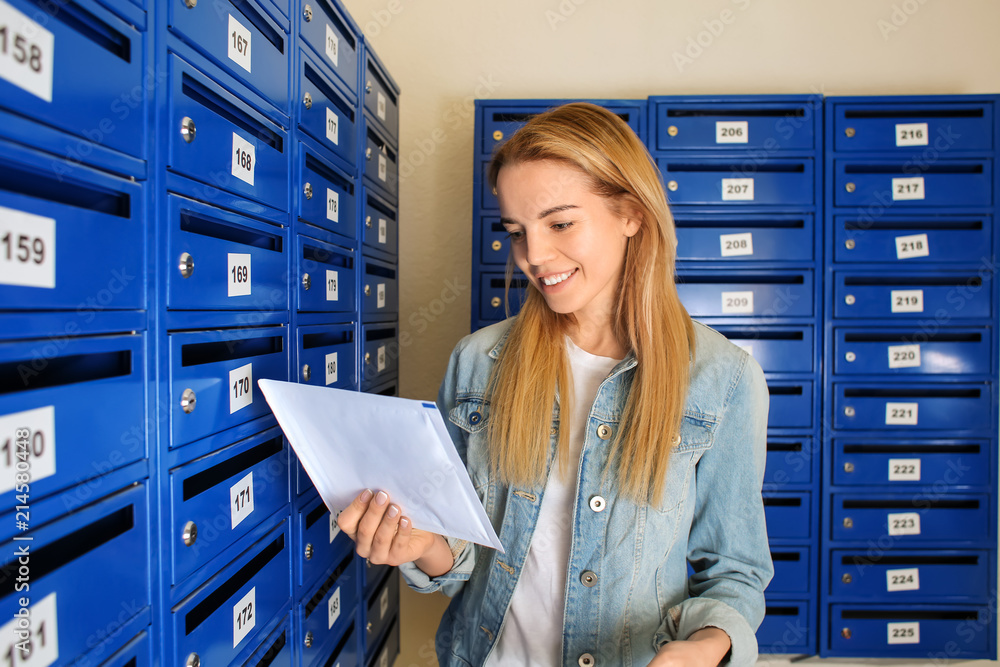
[552,222,574,231]
[505,230,524,241]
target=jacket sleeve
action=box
[397,343,478,598]
[653,352,773,667]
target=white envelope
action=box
[258,379,503,552]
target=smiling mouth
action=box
[540,269,577,286]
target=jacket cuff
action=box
[653,597,758,667]
[397,537,476,597]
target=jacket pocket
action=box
[448,398,490,493]
[653,413,716,514]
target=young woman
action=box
[338,103,772,667]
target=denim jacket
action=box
[399,318,772,667]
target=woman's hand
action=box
[647,627,731,667]
[337,489,454,576]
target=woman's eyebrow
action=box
[538,204,579,218]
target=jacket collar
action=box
[487,320,639,380]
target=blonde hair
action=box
[485,102,696,505]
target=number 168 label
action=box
[232,133,256,186]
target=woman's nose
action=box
[524,231,556,266]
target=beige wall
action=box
[336,1,1000,664]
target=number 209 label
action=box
[721,290,754,314]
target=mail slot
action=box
[361,188,398,259]
[832,383,992,432]
[366,615,399,666]
[169,326,288,448]
[763,492,811,540]
[480,217,510,265]
[480,273,529,321]
[0,141,144,310]
[656,158,815,206]
[366,378,399,398]
[363,573,399,657]
[712,325,814,373]
[0,333,145,505]
[767,381,813,429]
[480,103,644,154]
[828,605,989,657]
[167,54,289,211]
[833,215,992,264]
[757,602,812,654]
[296,234,357,313]
[241,617,292,667]
[298,552,359,666]
[363,51,400,144]
[673,214,815,262]
[831,101,994,152]
[676,270,814,318]
[100,629,152,667]
[172,523,291,667]
[298,145,358,240]
[298,53,358,168]
[768,548,811,594]
[295,459,315,497]
[364,560,392,599]
[296,323,357,389]
[832,439,991,487]
[363,119,398,201]
[0,0,145,162]
[652,98,818,151]
[168,194,288,311]
[833,328,992,376]
[830,550,990,601]
[310,620,358,667]
[360,323,398,391]
[297,492,353,592]
[298,0,359,97]
[830,494,989,544]
[168,0,288,113]
[833,159,993,208]
[170,427,289,584]
[0,484,149,666]
[764,438,813,487]
[361,255,398,318]
[833,272,992,319]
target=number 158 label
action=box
[0,1,55,102]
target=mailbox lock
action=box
[364,352,371,365]
[366,215,373,228]
[845,182,856,193]
[491,297,501,308]
[186,653,200,667]
[366,81,373,94]
[182,521,198,546]
[179,252,194,278]
[304,631,314,648]
[845,239,856,250]
[842,573,853,584]
[841,627,852,639]
[491,240,502,251]
[843,462,855,473]
[302,364,311,382]
[180,117,196,143]
[843,517,854,528]
[845,294,856,305]
[303,3,312,21]
[367,622,373,634]
[493,130,504,141]
[184,0,196,7]
[667,125,679,137]
[302,273,311,290]
[845,351,856,362]
[305,543,314,560]
[845,127,856,138]
[304,182,313,200]
[366,147,373,160]
[364,284,371,296]
[667,180,679,192]
[303,92,313,110]
[181,389,197,414]
[844,406,856,417]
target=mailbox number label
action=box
[377,345,386,372]
[232,586,255,647]
[330,512,341,542]
[887,621,920,645]
[896,122,928,147]
[325,24,339,66]
[228,14,252,73]
[325,351,338,386]
[232,133,256,186]
[721,290,754,314]
[326,106,339,145]
[230,470,254,528]
[377,283,385,309]
[887,343,920,369]
[719,232,753,257]
[890,289,923,313]
[326,270,338,301]
[230,362,253,414]
[716,121,748,144]
[885,401,918,426]
[0,1,54,102]
[0,206,55,289]
[378,218,387,244]
[378,154,387,182]
[379,586,389,619]
[377,91,387,121]
[0,405,56,494]
[887,511,921,536]
[328,587,341,628]
[886,567,920,592]
[896,233,929,260]
[326,188,339,223]
[721,178,754,201]
[892,176,924,201]
[228,253,251,297]
[0,592,58,667]
[887,457,921,482]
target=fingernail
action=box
[387,505,399,518]
[400,517,410,529]
[360,489,373,502]
[375,490,388,506]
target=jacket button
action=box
[578,653,595,667]
[469,411,482,425]
[671,434,681,446]
[589,496,606,512]
[596,424,612,440]
[580,570,598,587]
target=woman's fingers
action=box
[387,516,413,563]
[370,503,402,562]
[337,488,373,538]
[355,490,391,558]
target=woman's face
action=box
[496,160,640,326]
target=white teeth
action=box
[541,270,574,286]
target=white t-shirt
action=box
[485,337,621,666]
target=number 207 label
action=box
[721,178,754,201]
